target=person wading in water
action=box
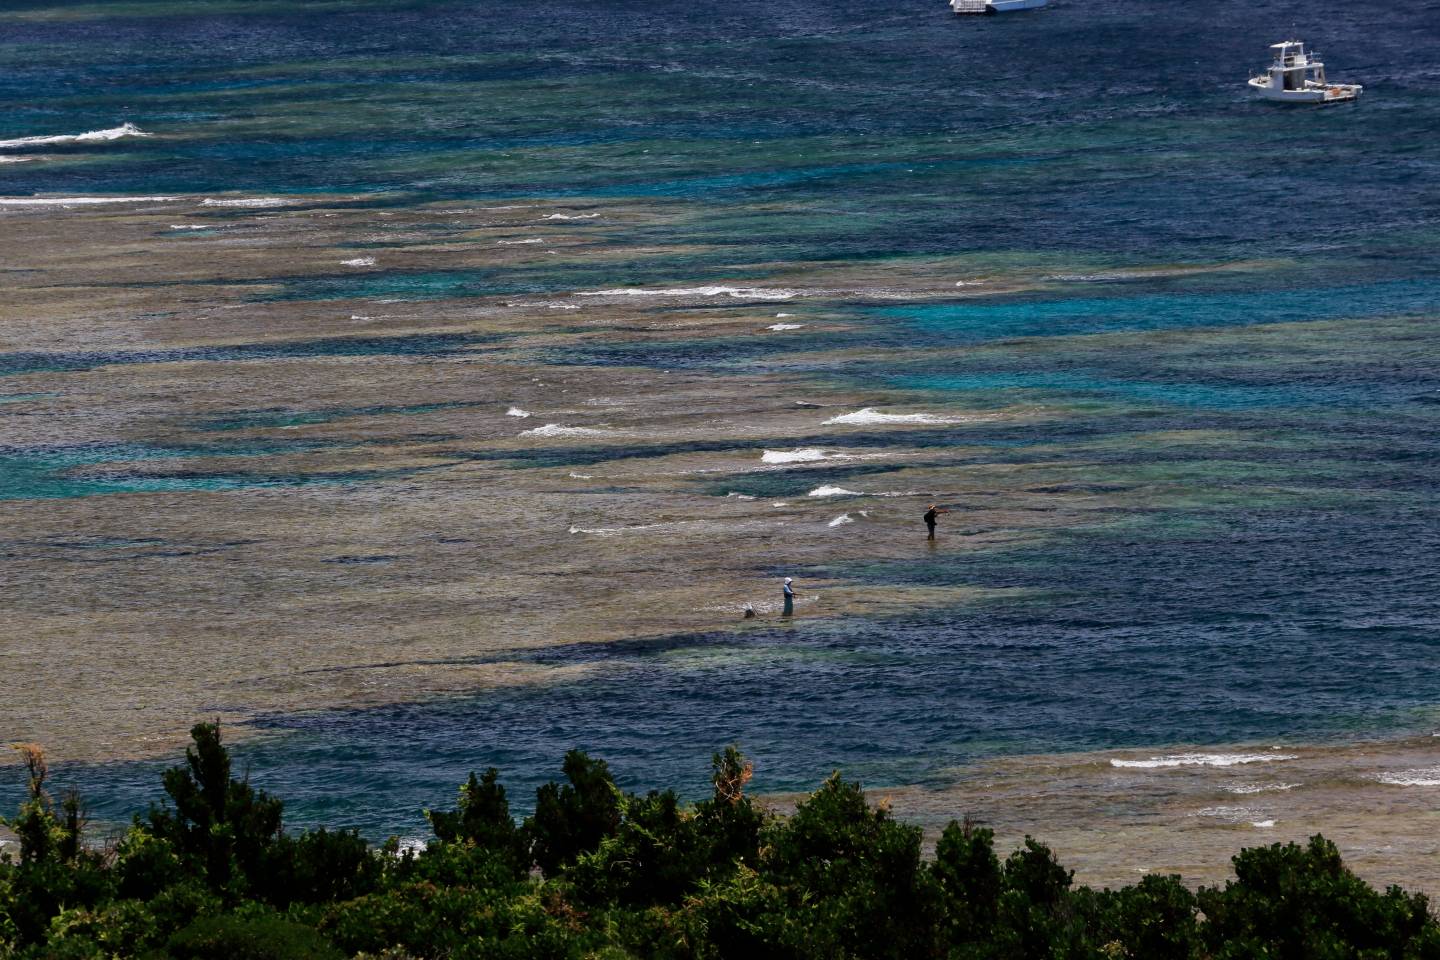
[924,504,949,541]
[782,577,795,617]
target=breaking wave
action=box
[521,423,614,438]
[1111,753,1298,769]
[0,122,149,149]
[823,407,958,426]
[808,485,862,497]
[201,197,294,208]
[1225,782,1300,795]
[0,196,177,206]
[762,448,830,464]
[578,286,798,301]
[1376,767,1440,787]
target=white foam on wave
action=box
[578,286,797,301]
[341,256,376,267]
[762,448,830,464]
[0,157,34,164]
[1046,273,1144,283]
[1376,767,1440,787]
[569,521,691,537]
[1112,753,1298,769]
[726,492,756,500]
[521,423,614,438]
[392,837,429,857]
[539,213,599,220]
[808,485,862,498]
[828,513,854,527]
[201,197,294,208]
[824,407,957,426]
[0,195,178,206]
[0,122,149,149]
[1226,782,1300,795]
[568,472,593,479]
[497,238,543,245]
[505,407,532,418]
[768,323,804,331]
[1192,805,1269,823]
[168,223,210,230]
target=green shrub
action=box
[112,828,186,902]
[678,865,809,960]
[1198,835,1440,959]
[690,747,766,877]
[932,818,1002,946]
[146,723,284,900]
[165,913,344,960]
[991,837,1084,958]
[761,773,939,960]
[567,788,706,908]
[319,882,590,960]
[426,769,529,878]
[264,828,383,907]
[7,732,1440,960]
[526,751,623,877]
[1075,874,1199,960]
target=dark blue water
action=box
[3,0,1439,834]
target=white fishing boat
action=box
[951,0,1047,14]
[1248,41,1362,104]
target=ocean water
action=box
[2,0,1439,868]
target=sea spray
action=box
[0,122,149,149]
[579,286,798,300]
[522,424,614,438]
[808,485,862,497]
[824,407,958,426]
[1111,753,1299,769]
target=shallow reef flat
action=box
[869,733,1440,896]
[0,195,1134,763]
[3,168,1439,905]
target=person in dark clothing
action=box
[924,504,949,540]
[782,577,795,616]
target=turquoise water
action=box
[0,439,393,499]
[3,0,1439,833]
[887,280,1440,342]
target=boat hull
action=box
[953,0,1046,13]
[1248,77,1362,104]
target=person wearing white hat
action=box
[782,577,795,617]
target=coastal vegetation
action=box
[3,725,1437,960]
